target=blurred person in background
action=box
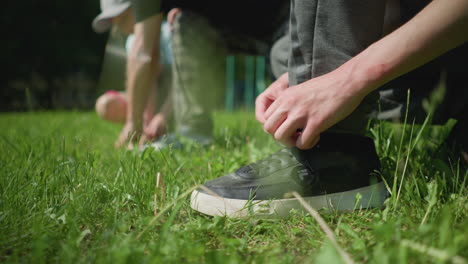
[93,0,173,146]
[120,0,289,150]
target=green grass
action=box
[0,111,467,263]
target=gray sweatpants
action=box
[271,0,385,135]
[271,0,467,134]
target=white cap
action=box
[92,0,131,33]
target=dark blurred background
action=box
[1,1,108,111]
[0,1,287,112]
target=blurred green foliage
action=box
[1,0,108,110]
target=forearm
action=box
[126,14,163,130]
[143,81,158,125]
[127,58,157,129]
[343,0,468,96]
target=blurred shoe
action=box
[371,89,429,123]
[191,132,389,218]
[146,133,184,151]
[370,90,403,121]
[142,133,212,151]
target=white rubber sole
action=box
[190,182,389,218]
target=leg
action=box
[170,10,227,142]
[288,0,386,135]
[270,34,289,79]
[191,0,392,218]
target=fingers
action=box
[143,124,156,140]
[115,135,133,149]
[296,121,321,149]
[115,132,130,148]
[273,118,305,147]
[114,128,141,149]
[168,8,181,29]
[256,74,289,124]
[143,115,167,141]
[263,97,281,121]
[299,135,320,150]
[255,95,272,124]
[146,126,165,141]
[114,138,124,148]
[139,134,149,146]
[263,110,287,135]
[277,72,289,84]
[126,142,135,150]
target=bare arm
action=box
[140,95,173,143]
[352,0,468,96]
[260,0,468,149]
[115,13,163,148]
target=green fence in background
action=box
[224,55,269,111]
[98,31,271,111]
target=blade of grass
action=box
[401,239,466,264]
[137,184,198,240]
[292,192,355,264]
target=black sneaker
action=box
[191,132,389,218]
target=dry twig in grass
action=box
[154,172,166,216]
[292,192,355,264]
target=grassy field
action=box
[0,111,466,263]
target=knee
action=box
[270,35,290,78]
[95,91,127,123]
[168,8,182,30]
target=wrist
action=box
[340,47,389,98]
